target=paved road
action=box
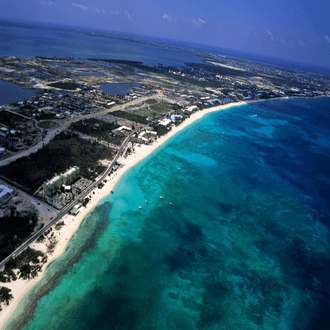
[0,125,146,270]
[0,125,66,167]
[63,92,162,126]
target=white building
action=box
[158,118,172,127]
[0,185,15,206]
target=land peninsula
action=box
[0,49,330,327]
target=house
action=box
[158,118,172,127]
[0,185,15,206]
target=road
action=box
[0,124,150,270]
[63,92,162,126]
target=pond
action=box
[0,80,36,105]
[99,83,141,96]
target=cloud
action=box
[266,30,274,41]
[325,35,330,43]
[125,10,132,20]
[298,40,305,47]
[40,1,56,8]
[191,18,206,26]
[111,10,119,14]
[163,13,172,22]
[72,3,88,11]
[94,7,105,14]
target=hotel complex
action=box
[43,166,80,196]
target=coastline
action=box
[0,98,285,329]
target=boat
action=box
[170,202,172,205]
[178,168,181,171]
[159,196,164,199]
[111,190,114,194]
[187,162,190,164]
[145,200,148,203]
[139,206,143,209]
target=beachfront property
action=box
[43,166,80,196]
[158,118,172,127]
[0,184,15,206]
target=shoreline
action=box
[0,96,308,329]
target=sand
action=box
[0,101,248,328]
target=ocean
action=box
[4,97,330,330]
[1,20,330,330]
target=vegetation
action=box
[0,207,38,263]
[70,118,119,140]
[111,110,148,124]
[48,81,82,90]
[0,287,13,307]
[127,101,175,119]
[0,247,46,282]
[82,196,90,207]
[55,221,65,230]
[152,124,171,137]
[0,110,29,126]
[0,131,116,193]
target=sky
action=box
[1,0,330,68]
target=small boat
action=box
[178,168,181,171]
[111,191,114,194]
[187,162,190,164]
[159,196,164,199]
[170,202,172,206]
[145,200,148,204]
[139,206,143,209]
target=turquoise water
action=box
[5,98,330,330]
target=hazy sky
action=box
[1,0,330,67]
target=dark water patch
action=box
[0,80,36,105]
[99,83,141,96]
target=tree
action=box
[0,287,13,305]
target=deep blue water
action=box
[0,22,201,67]
[5,97,330,330]
[0,80,36,105]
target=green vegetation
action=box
[0,287,13,307]
[127,101,175,119]
[0,207,38,264]
[111,110,148,124]
[82,196,90,207]
[0,131,116,194]
[69,118,119,141]
[4,247,46,280]
[0,110,29,126]
[55,221,65,230]
[152,124,171,137]
[48,81,81,90]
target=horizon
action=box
[1,0,329,69]
[1,17,330,77]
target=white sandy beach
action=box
[0,100,247,328]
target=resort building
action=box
[0,184,15,206]
[43,166,80,196]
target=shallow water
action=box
[5,98,330,330]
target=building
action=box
[43,166,80,196]
[0,185,15,206]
